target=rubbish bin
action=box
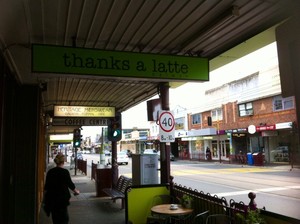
[253,152,263,166]
[95,168,112,197]
[247,153,254,165]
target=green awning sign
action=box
[32,44,209,82]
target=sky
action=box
[82,42,278,137]
[121,42,277,128]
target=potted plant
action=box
[181,194,193,209]
[236,209,266,224]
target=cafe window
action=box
[192,113,201,124]
[273,95,294,111]
[211,108,223,121]
[238,102,253,116]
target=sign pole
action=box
[159,83,171,184]
[74,147,77,176]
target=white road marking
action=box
[213,185,300,197]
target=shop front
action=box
[181,128,217,161]
[175,130,189,160]
[246,122,298,164]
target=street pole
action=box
[99,127,105,166]
[74,147,77,175]
[159,83,171,184]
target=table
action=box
[151,204,193,222]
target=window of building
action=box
[273,95,294,111]
[192,113,201,124]
[175,117,185,130]
[139,131,149,138]
[238,102,253,116]
[211,108,223,121]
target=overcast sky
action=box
[122,42,277,129]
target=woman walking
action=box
[44,153,80,224]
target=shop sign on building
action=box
[188,128,216,137]
[176,130,188,138]
[54,105,115,117]
[52,117,108,126]
[275,122,293,129]
[32,44,209,82]
[256,125,276,132]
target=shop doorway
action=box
[212,139,230,161]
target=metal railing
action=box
[91,161,98,180]
[172,183,236,223]
[76,158,87,175]
[171,183,299,224]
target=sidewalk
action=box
[39,161,126,224]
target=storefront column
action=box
[276,12,300,166]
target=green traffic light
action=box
[108,113,122,141]
[113,130,121,137]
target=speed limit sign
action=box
[158,110,175,142]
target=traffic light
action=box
[108,113,122,141]
[73,128,82,148]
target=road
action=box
[82,154,300,220]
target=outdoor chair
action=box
[193,210,210,224]
[205,214,234,224]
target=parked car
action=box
[143,149,157,154]
[117,151,129,165]
[83,149,91,154]
[121,149,132,157]
[104,150,111,156]
[157,151,175,161]
[76,153,83,160]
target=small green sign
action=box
[32,44,209,81]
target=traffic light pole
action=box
[111,140,119,189]
[74,147,77,175]
[73,128,82,176]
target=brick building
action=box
[172,43,299,165]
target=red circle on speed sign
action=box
[159,111,175,132]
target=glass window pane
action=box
[274,99,282,110]
[283,97,293,109]
[192,114,200,124]
[246,102,253,109]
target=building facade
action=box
[171,46,299,165]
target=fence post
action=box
[169,175,174,197]
[91,160,94,180]
[83,160,87,175]
[248,192,257,210]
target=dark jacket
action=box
[44,167,76,209]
